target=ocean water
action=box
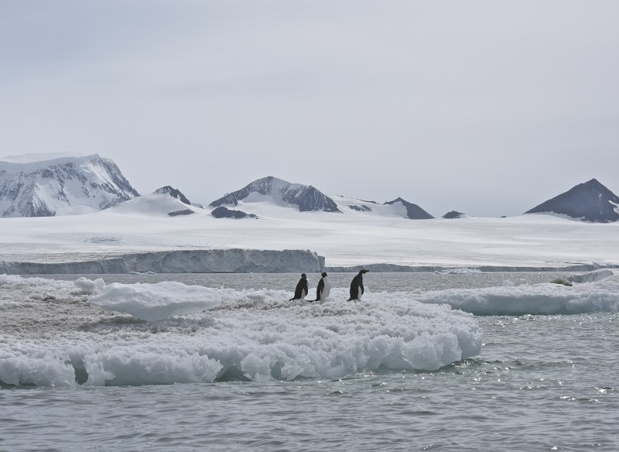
[1,272,618,451]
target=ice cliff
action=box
[0,249,325,274]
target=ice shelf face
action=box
[0,249,325,274]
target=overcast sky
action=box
[1,1,618,217]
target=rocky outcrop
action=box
[443,211,465,219]
[211,206,257,219]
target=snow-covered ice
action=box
[413,270,619,316]
[2,269,618,387]
[0,275,482,386]
[89,280,223,321]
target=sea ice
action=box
[0,275,483,386]
[414,270,619,316]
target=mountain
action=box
[384,197,434,219]
[154,186,191,205]
[108,192,199,217]
[0,154,139,217]
[210,176,341,213]
[524,179,619,223]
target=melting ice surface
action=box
[0,275,481,387]
[1,269,617,388]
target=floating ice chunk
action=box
[416,274,619,316]
[89,281,222,321]
[567,269,614,284]
[74,277,106,294]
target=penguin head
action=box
[359,269,369,274]
[301,273,307,278]
[321,272,327,277]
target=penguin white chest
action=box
[321,278,331,301]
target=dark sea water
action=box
[1,273,617,451]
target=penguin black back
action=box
[289,273,308,301]
[347,269,369,301]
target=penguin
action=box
[313,272,331,302]
[347,269,369,301]
[289,273,308,301]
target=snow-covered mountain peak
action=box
[0,154,139,218]
[0,153,103,169]
[0,151,86,163]
[210,176,341,213]
[154,186,191,205]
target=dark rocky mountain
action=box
[443,211,465,219]
[0,154,139,217]
[384,197,434,219]
[210,176,341,213]
[154,186,191,205]
[211,206,257,219]
[524,179,619,223]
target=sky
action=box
[1,1,618,217]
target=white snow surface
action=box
[110,193,198,216]
[0,275,482,386]
[1,194,618,269]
